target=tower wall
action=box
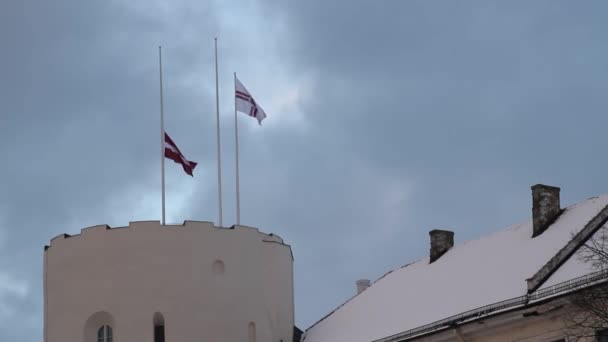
[44,221,294,342]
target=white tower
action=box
[43,221,294,342]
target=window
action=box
[154,325,165,342]
[597,328,608,342]
[154,312,165,342]
[97,325,112,342]
[212,260,225,275]
[248,322,256,342]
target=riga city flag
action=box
[164,132,197,176]
[235,76,267,125]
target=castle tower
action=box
[43,221,294,342]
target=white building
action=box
[303,184,608,342]
[43,221,295,342]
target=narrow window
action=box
[248,322,256,342]
[154,325,165,342]
[212,260,225,275]
[97,325,112,342]
[153,312,165,342]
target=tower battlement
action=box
[43,220,294,342]
[45,220,286,251]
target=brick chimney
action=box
[531,184,562,237]
[429,229,454,263]
[356,279,371,294]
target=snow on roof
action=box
[304,194,608,342]
[539,223,606,290]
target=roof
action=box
[303,194,608,342]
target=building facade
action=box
[303,184,608,342]
[43,221,294,342]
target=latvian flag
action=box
[235,76,267,125]
[164,132,197,176]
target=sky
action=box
[1,0,608,340]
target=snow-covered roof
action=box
[303,194,608,342]
[539,225,604,290]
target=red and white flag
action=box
[164,132,197,176]
[235,76,267,125]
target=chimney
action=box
[429,229,454,263]
[532,184,562,237]
[356,279,371,294]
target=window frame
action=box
[97,325,113,342]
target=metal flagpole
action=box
[234,72,241,225]
[159,46,166,225]
[215,38,224,227]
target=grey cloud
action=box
[1,1,221,340]
[227,0,608,327]
[2,0,608,339]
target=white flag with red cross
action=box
[235,76,267,125]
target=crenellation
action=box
[50,233,70,242]
[232,224,261,234]
[128,220,162,230]
[263,235,284,244]
[45,220,286,251]
[48,233,79,249]
[44,219,294,342]
[182,220,216,228]
[80,224,111,236]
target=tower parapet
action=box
[44,220,294,342]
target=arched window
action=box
[84,311,114,342]
[97,325,112,342]
[153,312,165,342]
[248,322,256,342]
[212,260,225,275]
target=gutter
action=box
[373,269,608,342]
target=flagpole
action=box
[158,46,166,225]
[234,72,241,225]
[215,38,223,227]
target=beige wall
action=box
[44,221,294,342]
[410,297,594,342]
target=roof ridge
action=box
[526,203,608,292]
[304,260,421,333]
[303,193,608,342]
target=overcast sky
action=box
[2,0,608,340]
